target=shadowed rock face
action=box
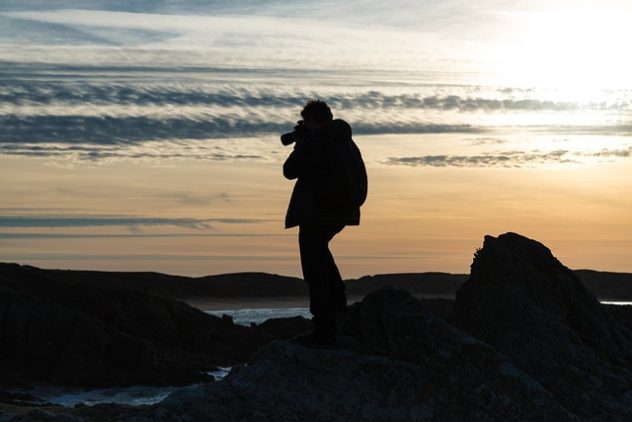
[455,232,632,420]
[152,287,576,422]
[0,263,276,387]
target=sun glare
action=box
[495,8,632,96]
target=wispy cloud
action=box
[0,207,92,213]
[156,191,232,206]
[468,137,507,146]
[588,147,632,158]
[387,150,576,168]
[0,216,268,229]
[0,232,290,239]
[6,77,628,112]
[0,141,266,162]
[0,8,450,71]
[0,114,289,144]
[1,71,629,165]
[0,253,297,261]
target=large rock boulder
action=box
[455,232,632,420]
[152,288,576,421]
[0,263,275,387]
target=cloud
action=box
[387,150,576,168]
[588,147,632,158]
[0,97,485,162]
[1,61,630,164]
[0,139,269,163]
[353,123,482,135]
[0,216,268,229]
[0,206,91,213]
[1,68,628,161]
[0,8,456,72]
[0,114,289,144]
[467,137,507,146]
[548,125,632,135]
[157,191,232,206]
[3,74,629,112]
[337,93,604,112]
[1,253,298,261]
[0,232,291,239]
[0,74,309,107]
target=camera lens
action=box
[281,132,295,146]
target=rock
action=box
[6,409,83,422]
[71,403,153,422]
[604,304,632,334]
[152,288,576,421]
[0,403,153,422]
[455,232,632,420]
[251,316,314,338]
[0,264,275,387]
[417,297,454,322]
[0,391,51,407]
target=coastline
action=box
[184,293,455,312]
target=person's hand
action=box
[293,120,307,143]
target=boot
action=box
[292,315,338,349]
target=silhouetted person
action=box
[282,100,367,348]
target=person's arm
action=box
[283,138,317,180]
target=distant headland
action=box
[1,262,631,306]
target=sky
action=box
[1,0,631,277]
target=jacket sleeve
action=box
[283,139,317,180]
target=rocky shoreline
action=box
[3,232,632,420]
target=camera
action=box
[281,120,306,146]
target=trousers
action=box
[298,224,347,320]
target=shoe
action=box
[292,330,339,350]
[336,305,349,314]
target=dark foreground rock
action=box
[250,315,314,338]
[604,304,632,334]
[455,232,632,420]
[150,287,575,422]
[0,403,152,422]
[0,263,276,387]
[5,233,632,421]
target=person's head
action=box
[301,100,333,130]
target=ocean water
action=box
[206,307,311,326]
[10,367,233,408]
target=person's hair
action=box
[300,100,333,123]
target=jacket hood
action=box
[314,119,352,140]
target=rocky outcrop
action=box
[0,264,276,387]
[455,232,632,420]
[0,403,152,422]
[5,233,632,421]
[152,287,576,421]
[250,316,314,338]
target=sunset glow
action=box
[492,7,632,91]
[1,1,631,277]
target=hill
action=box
[1,263,631,301]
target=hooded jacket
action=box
[283,119,366,228]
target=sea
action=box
[206,306,312,326]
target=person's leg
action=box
[298,224,345,339]
[324,226,346,310]
[299,225,332,319]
